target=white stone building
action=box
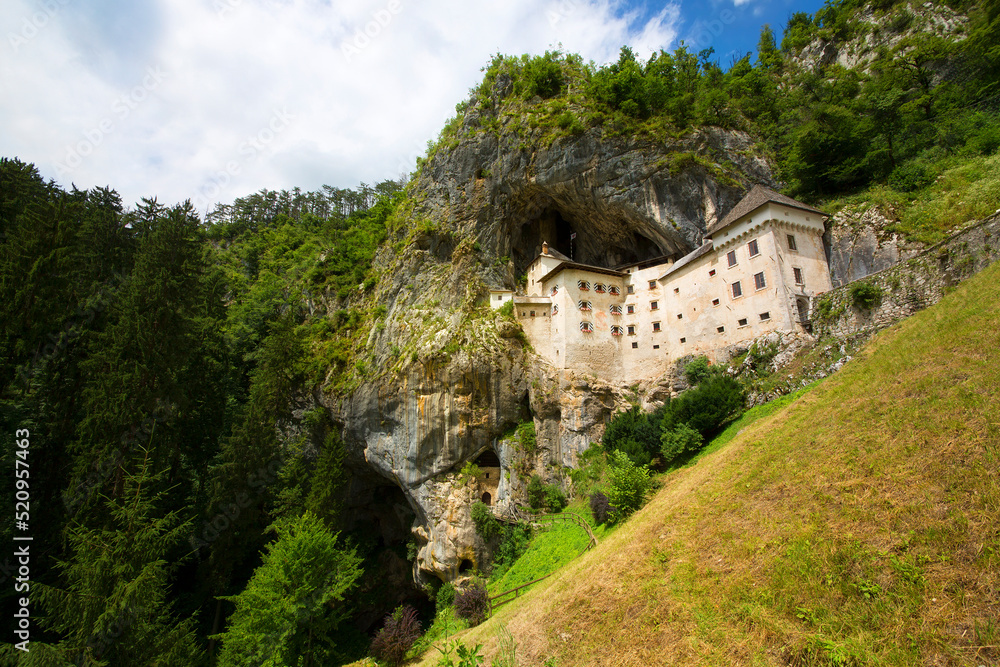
[494,186,833,381]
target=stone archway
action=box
[481,491,492,505]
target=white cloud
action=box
[0,0,681,209]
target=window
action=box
[577,280,590,291]
[609,305,622,315]
[648,280,656,290]
[712,298,720,307]
[787,234,798,251]
[717,326,725,333]
[530,310,535,317]
[611,325,624,336]
[550,285,559,296]
[727,250,737,267]
[738,317,748,327]
[627,285,634,294]
[653,345,660,349]
[552,304,558,315]
[731,281,743,298]
[650,301,659,310]
[608,285,621,295]
[580,321,593,332]
[594,283,606,293]
[676,313,683,320]
[495,294,503,301]
[626,304,635,314]
[709,269,716,277]
[680,337,686,343]
[627,325,636,335]
[652,322,661,332]
[578,300,592,311]
[673,287,680,294]
[759,311,770,321]
[754,272,767,290]
[748,239,760,257]
[793,267,804,285]
[631,341,638,349]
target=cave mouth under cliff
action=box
[512,205,668,276]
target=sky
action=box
[0,0,825,213]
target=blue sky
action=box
[1,0,825,212]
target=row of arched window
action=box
[577,301,624,314]
[576,280,621,295]
[580,323,627,336]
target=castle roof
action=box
[539,261,627,284]
[659,241,714,279]
[707,185,825,237]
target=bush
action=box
[527,475,545,510]
[601,404,666,466]
[521,51,565,99]
[605,450,651,522]
[850,281,883,310]
[544,485,567,513]
[683,356,712,385]
[589,490,612,525]
[493,524,531,573]
[515,421,536,453]
[454,580,490,626]
[888,162,935,192]
[470,501,500,541]
[660,422,704,465]
[435,582,456,614]
[370,605,422,666]
[664,374,745,439]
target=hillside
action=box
[415,260,1000,666]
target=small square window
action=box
[677,313,683,320]
[495,294,502,301]
[748,239,760,257]
[653,344,660,349]
[530,310,535,317]
[652,322,661,332]
[627,285,634,294]
[731,281,743,299]
[717,326,725,333]
[648,280,656,290]
[712,298,720,307]
[738,318,748,327]
[627,304,635,314]
[650,301,658,310]
[793,267,804,285]
[627,325,635,335]
[727,250,737,267]
[680,337,686,344]
[709,269,716,277]
[759,312,771,321]
[631,341,638,349]
[673,287,680,294]
[754,272,767,290]
[787,234,798,251]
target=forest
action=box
[1,0,998,664]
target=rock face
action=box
[825,205,924,287]
[327,82,781,585]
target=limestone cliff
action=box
[323,75,781,585]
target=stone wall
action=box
[812,213,1000,339]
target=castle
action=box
[491,186,833,382]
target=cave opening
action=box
[459,559,475,574]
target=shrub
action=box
[370,605,422,666]
[605,450,651,522]
[521,51,565,99]
[544,485,567,513]
[888,162,935,192]
[454,580,490,626]
[527,475,545,510]
[589,490,612,525]
[601,404,666,466]
[683,356,711,385]
[515,420,536,453]
[470,501,500,540]
[660,422,704,465]
[850,281,883,310]
[493,524,531,573]
[436,582,456,614]
[664,374,745,439]
[498,299,514,318]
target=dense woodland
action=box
[1,0,999,664]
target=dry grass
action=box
[412,262,1000,667]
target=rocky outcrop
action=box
[825,205,924,287]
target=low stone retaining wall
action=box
[811,213,1000,339]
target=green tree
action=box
[605,450,651,522]
[660,422,704,465]
[214,512,363,667]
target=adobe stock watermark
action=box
[546,0,584,27]
[7,0,73,53]
[685,9,737,52]
[341,0,403,63]
[53,65,168,178]
[191,108,294,210]
[213,0,243,19]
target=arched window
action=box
[594,283,606,293]
[550,285,559,296]
[577,280,590,291]
[609,305,622,315]
[611,325,624,336]
[578,300,592,311]
[552,304,558,315]
[579,321,594,333]
[608,285,621,295]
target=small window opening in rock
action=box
[459,559,474,574]
[481,492,492,505]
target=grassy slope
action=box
[415,261,1000,667]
